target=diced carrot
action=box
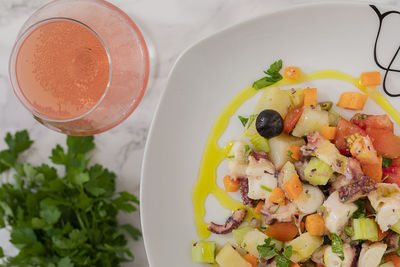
[283,66,301,80]
[244,253,258,267]
[291,263,301,267]
[321,125,337,140]
[360,71,381,86]
[377,226,389,241]
[269,187,286,205]
[283,174,303,200]
[288,144,301,161]
[316,264,325,267]
[305,214,325,236]
[254,200,265,214]
[361,157,382,183]
[384,253,400,267]
[265,221,300,242]
[304,88,317,107]
[337,92,368,110]
[223,175,239,192]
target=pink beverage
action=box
[9,0,150,135]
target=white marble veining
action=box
[0,0,398,266]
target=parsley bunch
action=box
[0,130,141,267]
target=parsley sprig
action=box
[257,238,292,267]
[329,233,345,261]
[252,60,283,90]
[0,130,141,266]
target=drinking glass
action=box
[9,0,150,135]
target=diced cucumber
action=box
[285,88,304,107]
[216,243,252,267]
[304,157,333,185]
[250,135,270,153]
[233,225,253,247]
[390,219,400,234]
[379,262,395,267]
[281,161,297,185]
[287,232,323,262]
[292,107,329,137]
[352,218,378,241]
[192,240,216,263]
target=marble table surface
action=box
[0,0,397,266]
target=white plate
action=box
[141,2,400,266]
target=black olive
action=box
[255,109,283,139]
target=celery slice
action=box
[192,240,216,263]
[250,135,270,153]
[352,218,378,241]
[233,225,253,247]
[304,157,333,185]
[390,219,400,234]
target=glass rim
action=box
[9,16,113,123]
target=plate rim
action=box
[139,1,400,265]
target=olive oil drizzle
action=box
[192,70,400,239]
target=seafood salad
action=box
[192,62,400,267]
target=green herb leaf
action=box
[0,246,3,258]
[10,227,37,246]
[330,233,345,261]
[58,257,74,267]
[39,202,61,225]
[246,114,258,129]
[273,205,280,214]
[257,238,292,267]
[260,185,272,192]
[238,116,249,127]
[344,227,353,236]
[352,200,366,219]
[382,157,393,168]
[253,60,283,90]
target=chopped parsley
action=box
[273,205,280,214]
[396,238,400,256]
[246,114,258,129]
[227,155,235,159]
[244,145,250,155]
[238,115,249,127]
[257,238,292,267]
[382,157,393,168]
[253,60,283,90]
[260,185,272,192]
[287,150,293,157]
[330,233,345,261]
[352,200,367,219]
[344,227,353,236]
[358,114,368,120]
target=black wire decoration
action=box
[370,4,400,97]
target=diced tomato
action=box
[366,128,400,158]
[383,167,400,187]
[334,118,366,155]
[284,106,303,134]
[350,113,394,132]
[392,158,400,167]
